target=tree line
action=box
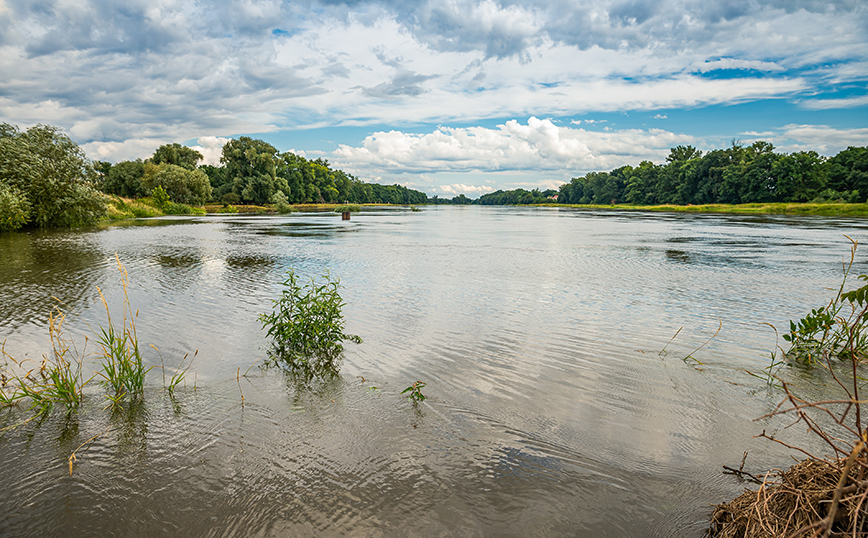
[558,142,868,206]
[1,123,431,231]
[98,136,428,207]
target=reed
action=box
[0,303,86,415]
[94,256,152,403]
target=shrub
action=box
[259,270,361,382]
[0,183,30,231]
[271,191,293,213]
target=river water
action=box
[1,206,867,536]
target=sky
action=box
[1,0,866,197]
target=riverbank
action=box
[536,202,868,216]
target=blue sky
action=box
[1,0,866,197]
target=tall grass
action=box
[94,256,152,403]
[0,303,85,416]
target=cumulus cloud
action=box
[0,0,863,177]
[81,138,166,162]
[776,124,868,155]
[333,117,695,176]
[188,136,231,166]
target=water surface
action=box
[2,206,866,536]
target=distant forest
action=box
[465,143,868,206]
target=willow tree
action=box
[0,123,105,229]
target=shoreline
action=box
[533,202,868,217]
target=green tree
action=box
[0,123,105,228]
[826,147,868,202]
[221,137,278,205]
[151,143,203,170]
[142,163,212,205]
[102,159,147,198]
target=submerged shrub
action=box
[259,270,362,382]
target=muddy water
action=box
[1,206,867,536]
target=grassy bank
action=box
[536,202,868,216]
[104,195,206,220]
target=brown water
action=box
[1,206,866,537]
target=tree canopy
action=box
[151,143,203,171]
[0,123,105,229]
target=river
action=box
[1,206,866,536]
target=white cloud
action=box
[799,95,868,110]
[188,136,231,166]
[691,58,785,73]
[439,184,496,195]
[653,114,667,119]
[81,138,166,162]
[333,117,695,176]
[777,124,868,154]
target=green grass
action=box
[94,257,152,403]
[104,195,205,221]
[536,202,868,217]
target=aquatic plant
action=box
[0,305,86,416]
[401,381,426,403]
[259,269,362,383]
[334,204,361,213]
[783,237,868,366]
[94,257,152,403]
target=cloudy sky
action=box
[1,0,866,196]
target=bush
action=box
[222,192,241,205]
[259,270,362,382]
[0,184,30,231]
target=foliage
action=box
[101,159,147,198]
[259,270,362,383]
[271,191,294,213]
[782,237,868,365]
[0,123,106,228]
[558,142,868,207]
[222,192,241,205]
[401,381,426,403]
[220,137,280,205]
[95,259,152,403]
[0,306,86,416]
[150,185,170,209]
[476,188,558,205]
[334,204,361,213]
[0,183,30,231]
[150,143,203,170]
[105,196,163,220]
[142,163,211,205]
